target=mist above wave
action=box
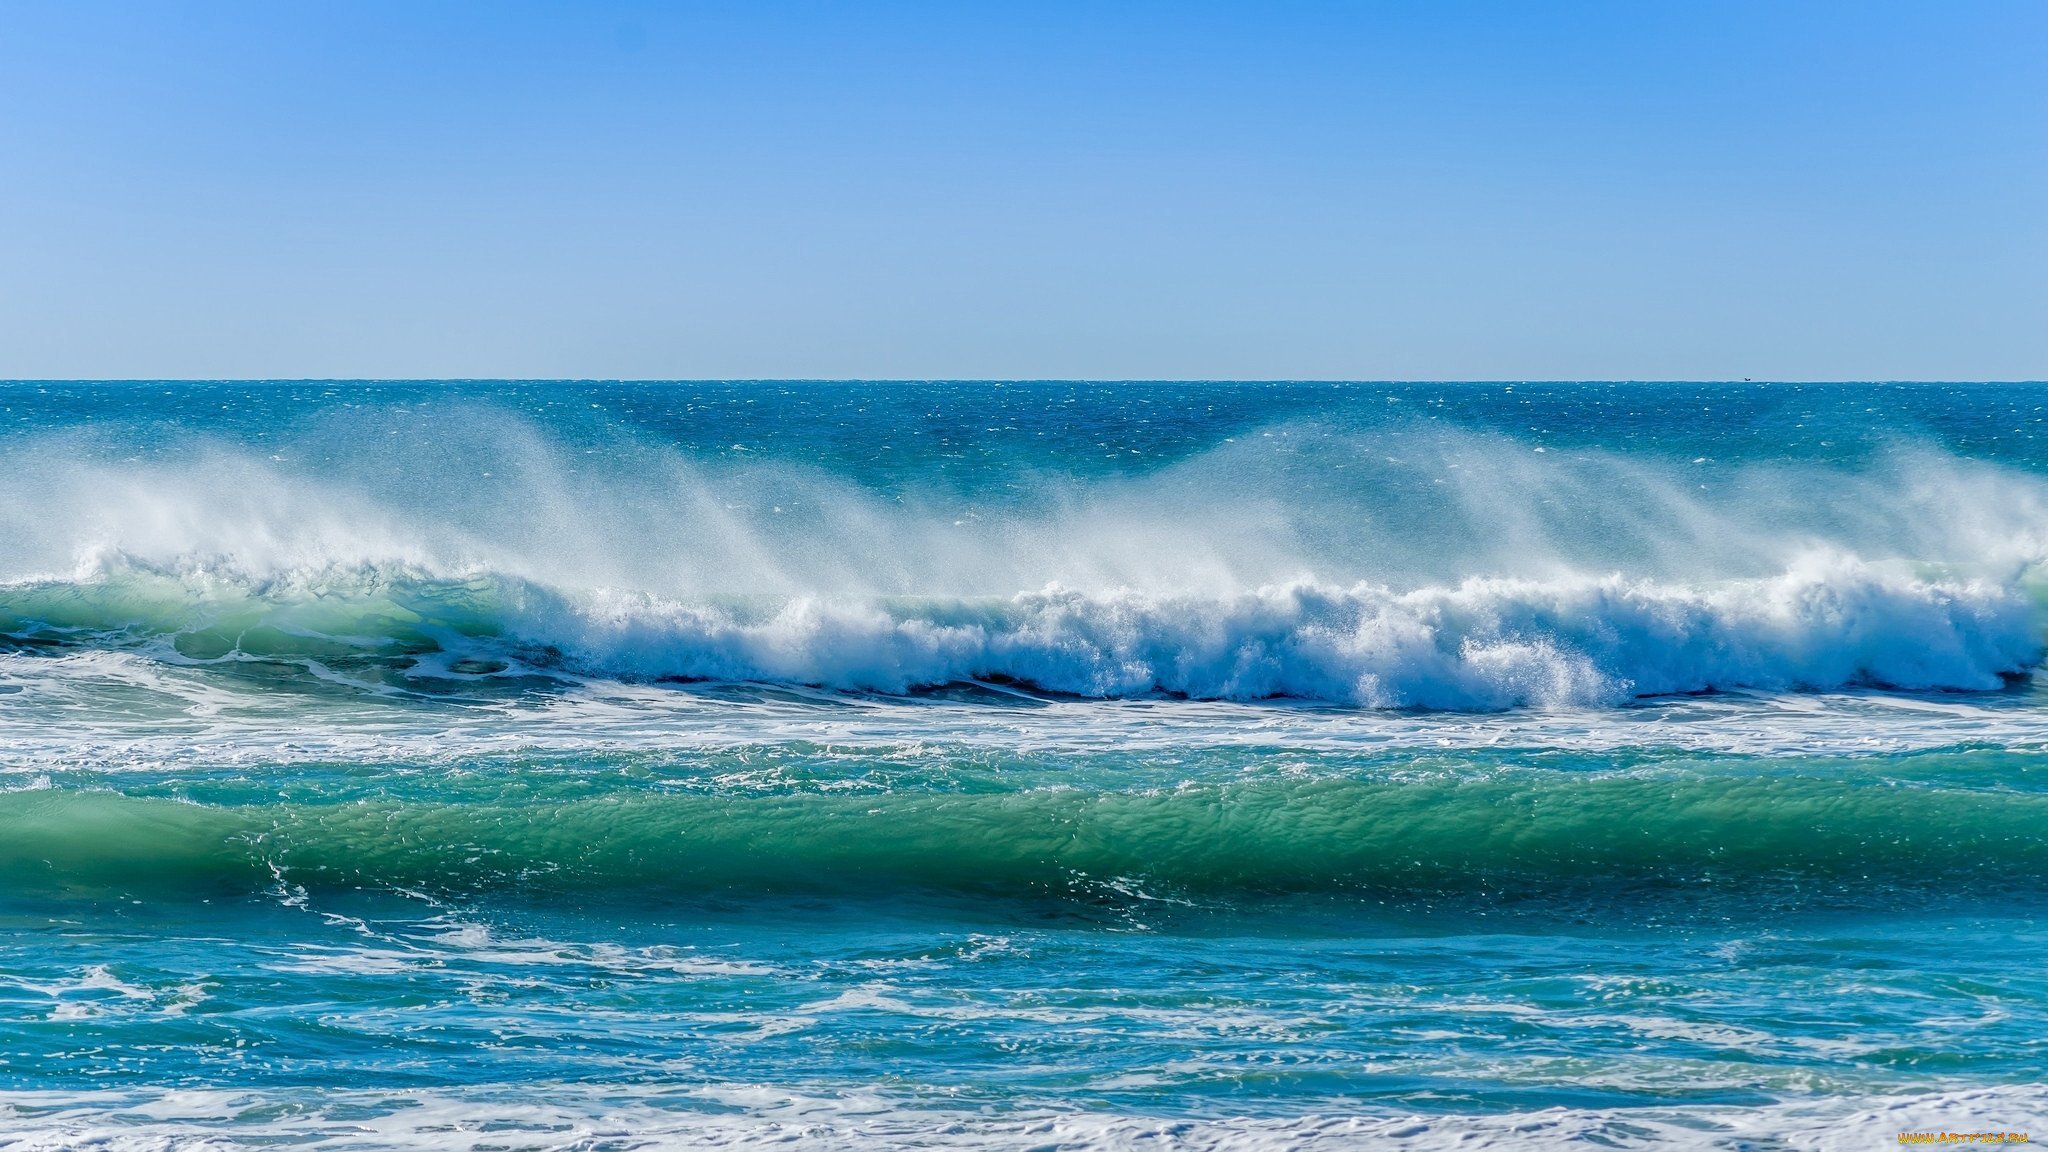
[8,399,2048,592]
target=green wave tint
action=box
[7,754,2043,903]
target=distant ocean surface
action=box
[3,380,2046,1150]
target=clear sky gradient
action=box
[2,1,2043,380]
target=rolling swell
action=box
[0,554,2038,709]
[6,765,2044,903]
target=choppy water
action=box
[2,381,2046,1149]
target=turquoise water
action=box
[2,381,2046,1148]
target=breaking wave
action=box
[0,551,2038,709]
[4,400,2047,710]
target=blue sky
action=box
[1,1,2042,380]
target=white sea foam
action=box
[4,647,2046,770]
[0,1084,2039,1150]
[1,547,2037,711]
[538,552,2037,706]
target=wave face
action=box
[4,381,2047,709]
[7,751,2047,903]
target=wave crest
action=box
[566,555,2040,706]
[3,551,2038,709]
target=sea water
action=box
[0,381,2044,1149]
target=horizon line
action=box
[5,377,2047,386]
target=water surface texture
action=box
[2,381,2046,1149]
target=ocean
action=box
[1,380,2044,1149]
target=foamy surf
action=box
[4,549,2037,709]
[2,1084,2041,1151]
